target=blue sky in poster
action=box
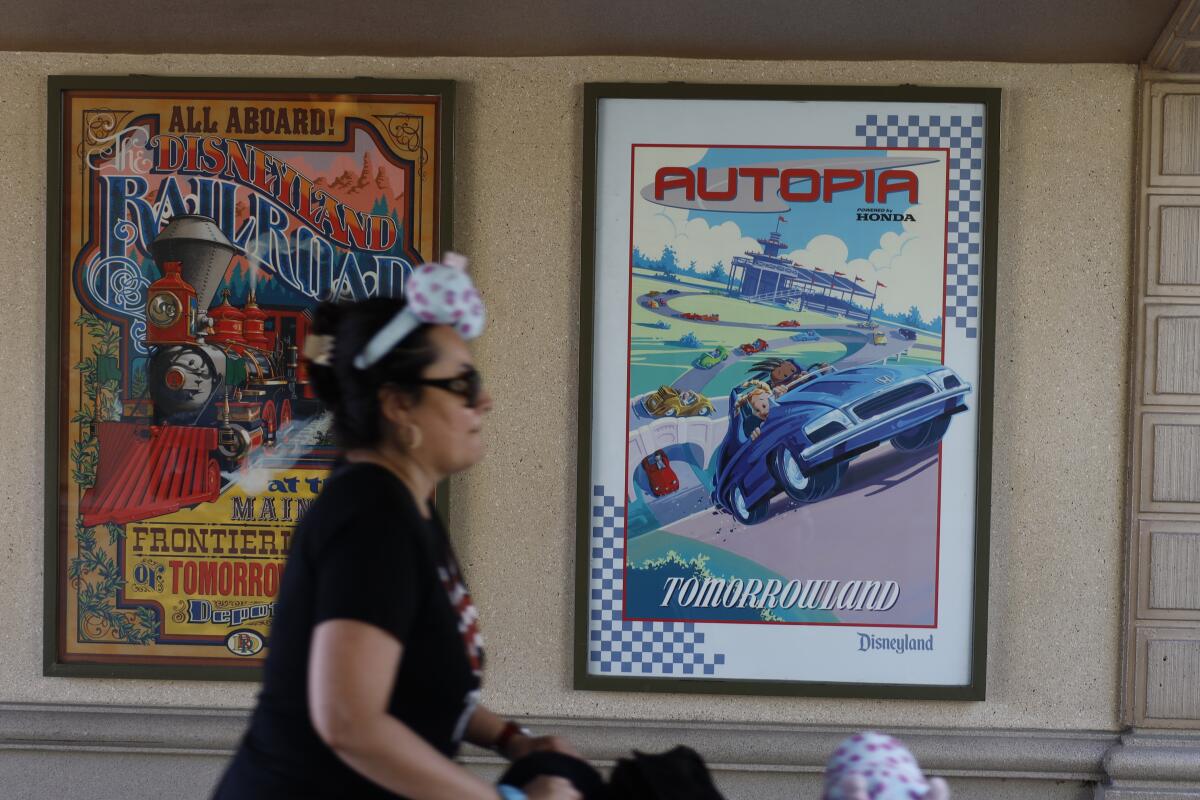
[685,147,909,261]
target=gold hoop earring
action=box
[404,422,423,451]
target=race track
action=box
[626,289,945,626]
[659,441,941,626]
[630,290,916,430]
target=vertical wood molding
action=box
[1126,69,1200,732]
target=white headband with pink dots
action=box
[353,253,486,370]
[823,732,941,800]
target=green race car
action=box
[695,345,729,369]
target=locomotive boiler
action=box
[80,215,318,527]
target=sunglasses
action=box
[417,367,484,408]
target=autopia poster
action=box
[47,79,448,674]
[578,88,996,696]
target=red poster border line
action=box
[619,143,954,630]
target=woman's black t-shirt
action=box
[213,462,484,799]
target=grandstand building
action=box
[726,224,877,319]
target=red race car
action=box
[776,319,802,327]
[739,338,769,354]
[680,312,719,322]
[641,449,680,497]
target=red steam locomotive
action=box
[80,215,319,527]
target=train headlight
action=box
[164,367,186,391]
[148,292,182,327]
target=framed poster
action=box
[574,84,998,699]
[45,76,453,679]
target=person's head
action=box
[307,295,492,479]
[823,732,950,800]
[748,389,771,420]
[771,359,801,385]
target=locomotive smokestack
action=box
[150,215,238,313]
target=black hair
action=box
[307,297,438,449]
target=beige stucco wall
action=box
[0,53,1135,732]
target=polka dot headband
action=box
[823,732,935,800]
[353,252,486,370]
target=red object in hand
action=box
[494,720,528,757]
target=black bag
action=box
[607,746,725,800]
[499,751,608,800]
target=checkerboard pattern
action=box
[587,486,727,676]
[855,113,985,338]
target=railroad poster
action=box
[576,86,998,698]
[45,77,452,677]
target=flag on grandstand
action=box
[854,275,864,283]
[876,280,887,288]
[834,271,846,277]
[814,267,824,272]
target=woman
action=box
[213,258,579,800]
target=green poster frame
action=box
[573,83,999,700]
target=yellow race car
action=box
[872,331,888,345]
[641,385,715,417]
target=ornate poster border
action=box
[44,75,454,680]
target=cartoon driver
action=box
[734,380,774,441]
[768,358,803,396]
[750,357,836,397]
[748,357,806,397]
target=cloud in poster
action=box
[786,158,947,320]
[632,148,762,273]
[784,206,942,321]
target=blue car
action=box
[712,364,971,524]
[790,329,820,342]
